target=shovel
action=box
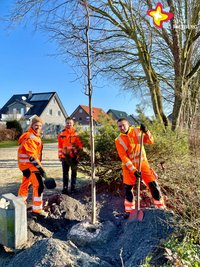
[128,132,144,222]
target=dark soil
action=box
[0,184,174,267]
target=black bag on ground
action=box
[44,178,57,189]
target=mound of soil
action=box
[0,186,174,267]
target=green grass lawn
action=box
[0,140,18,148]
[0,138,57,148]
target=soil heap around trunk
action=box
[1,188,174,267]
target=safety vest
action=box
[58,127,83,159]
[18,127,43,171]
[115,126,154,172]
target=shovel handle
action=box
[136,132,144,210]
[138,132,144,172]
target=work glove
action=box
[134,170,141,179]
[38,168,57,189]
[38,168,47,179]
[140,123,148,133]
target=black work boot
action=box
[71,185,76,193]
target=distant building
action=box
[107,109,138,125]
[0,91,68,135]
[70,104,108,131]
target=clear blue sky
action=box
[0,1,153,117]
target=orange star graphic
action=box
[147,2,174,28]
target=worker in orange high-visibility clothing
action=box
[58,117,83,194]
[18,116,48,217]
[115,118,166,216]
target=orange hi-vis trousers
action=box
[18,169,44,213]
[123,161,165,212]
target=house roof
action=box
[0,92,68,119]
[107,109,139,125]
[71,105,108,122]
[107,109,129,120]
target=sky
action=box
[0,1,154,118]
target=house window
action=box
[13,108,17,114]
[79,117,82,121]
[21,108,24,115]
[86,116,90,121]
[48,109,53,115]
[79,109,83,113]
[58,110,61,116]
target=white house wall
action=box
[41,96,66,126]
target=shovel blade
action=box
[128,209,144,222]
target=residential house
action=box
[70,105,108,131]
[0,91,68,135]
[107,109,138,125]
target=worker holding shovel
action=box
[115,118,166,219]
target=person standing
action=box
[58,117,83,194]
[18,116,48,217]
[115,118,166,216]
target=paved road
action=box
[0,143,63,195]
[0,143,60,169]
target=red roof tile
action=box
[80,105,108,122]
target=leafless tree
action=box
[5,0,200,130]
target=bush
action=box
[138,119,189,164]
[79,115,200,235]
[6,120,23,140]
[0,128,17,141]
[78,117,191,191]
[78,116,122,193]
[164,235,200,266]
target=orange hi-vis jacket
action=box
[115,126,155,184]
[18,127,43,172]
[58,127,83,159]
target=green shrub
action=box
[77,117,122,192]
[139,120,189,164]
[78,115,199,266]
[164,235,200,267]
[6,120,23,139]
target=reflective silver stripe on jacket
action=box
[33,196,43,201]
[125,161,132,167]
[29,133,38,141]
[125,161,136,171]
[18,154,29,158]
[134,127,141,143]
[18,159,30,163]
[32,204,43,211]
[117,136,128,151]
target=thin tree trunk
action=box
[85,1,96,224]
